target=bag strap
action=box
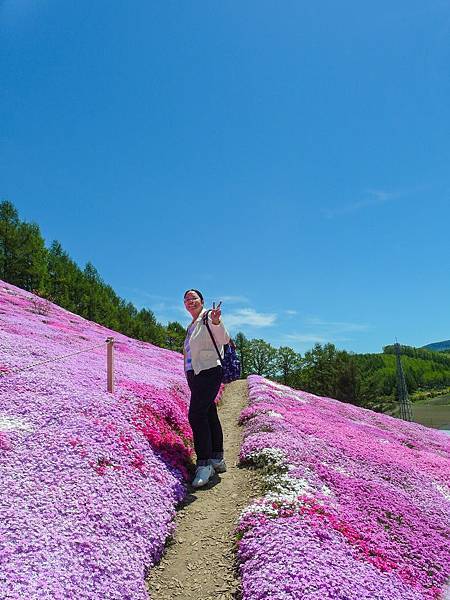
[202,310,224,366]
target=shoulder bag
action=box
[202,311,241,383]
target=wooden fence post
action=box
[106,337,114,393]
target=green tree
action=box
[46,241,72,307]
[247,338,278,377]
[234,331,250,378]
[0,200,20,283]
[276,346,302,385]
[16,222,48,291]
[134,308,166,346]
[0,201,47,291]
[117,300,139,338]
[166,321,186,353]
[298,343,338,397]
[333,351,360,405]
[78,262,104,321]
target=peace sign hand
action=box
[210,301,222,325]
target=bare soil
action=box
[147,379,261,600]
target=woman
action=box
[183,289,230,488]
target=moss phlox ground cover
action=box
[237,375,450,600]
[0,281,200,599]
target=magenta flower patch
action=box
[237,375,450,600]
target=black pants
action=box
[186,366,223,466]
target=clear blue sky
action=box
[1,1,449,354]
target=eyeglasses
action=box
[184,296,200,303]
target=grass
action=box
[413,393,450,406]
[410,387,450,405]
[390,390,450,429]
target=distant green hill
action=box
[422,340,450,352]
[350,344,450,411]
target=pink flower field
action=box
[2,279,450,600]
[0,281,195,599]
[237,375,450,600]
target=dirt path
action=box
[147,379,261,600]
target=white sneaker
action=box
[192,464,214,488]
[210,458,227,473]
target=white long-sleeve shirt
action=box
[184,309,230,375]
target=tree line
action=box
[2,199,449,414]
[233,335,450,412]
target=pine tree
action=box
[0,200,21,283]
[234,332,250,378]
[15,222,48,291]
[166,322,186,353]
[0,201,47,291]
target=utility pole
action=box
[106,337,115,393]
[395,342,412,421]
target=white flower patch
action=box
[238,445,335,527]
[238,472,315,522]
[295,390,319,404]
[0,414,34,432]
[264,380,291,392]
[238,481,313,522]
[266,410,283,418]
[441,582,450,600]
[271,390,288,397]
[433,482,450,502]
[239,500,280,519]
[335,465,350,475]
[246,447,287,471]
[249,393,271,405]
[269,389,307,403]
[321,484,333,497]
[264,470,311,499]
[330,463,351,476]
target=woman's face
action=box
[184,291,203,315]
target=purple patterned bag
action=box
[202,312,241,383]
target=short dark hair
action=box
[184,289,204,304]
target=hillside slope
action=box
[422,340,450,352]
[237,376,450,600]
[0,280,193,600]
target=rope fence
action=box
[0,337,116,393]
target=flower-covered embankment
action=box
[237,375,450,600]
[0,281,199,599]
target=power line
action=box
[0,339,111,379]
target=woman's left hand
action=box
[210,302,222,325]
